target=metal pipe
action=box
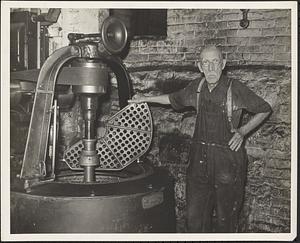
[37,9,41,68]
[17,28,20,63]
[84,166,96,183]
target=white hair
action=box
[199,45,224,61]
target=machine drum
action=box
[11,165,176,233]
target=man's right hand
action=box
[128,94,147,104]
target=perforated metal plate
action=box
[63,103,153,171]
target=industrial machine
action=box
[10,15,175,233]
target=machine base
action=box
[11,165,176,233]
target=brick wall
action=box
[122,9,291,233]
[125,9,291,67]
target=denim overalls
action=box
[186,77,247,233]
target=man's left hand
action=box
[228,129,245,151]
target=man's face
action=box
[197,48,226,84]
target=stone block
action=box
[184,37,204,47]
[181,15,197,23]
[250,19,275,28]
[204,37,226,45]
[194,29,216,38]
[273,36,291,45]
[211,21,228,29]
[237,45,260,52]
[248,9,291,21]
[246,123,291,152]
[126,53,149,63]
[274,17,291,28]
[151,108,184,134]
[168,26,187,36]
[181,24,198,33]
[216,29,238,37]
[262,27,291,37]
[249,36,274,45]
[226,20,241,29]
[263,167,291,180]
[204,21,227,30]
[180,113,196,137]
[274,53,291,61]
[138,46,158,53]
[237,28,263,37]
[221,45,238,53]
[227,52,245,60]
[220,9,241,14]
[215,12,241,21]
[249,53,274,61]
[227,37,250,46]
[185,52,199,61]
[156,46,178,54]
[148,53,185,62]
[159,133,191,165]
[259,44,286,53]
[173,71,200,81]
[270,186,291,199]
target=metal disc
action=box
[101,16,128,54]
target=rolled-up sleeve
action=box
[168,79,200,111]
[233,80,272,114]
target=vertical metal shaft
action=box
[71,59,109,183]
[79,95,99,183]
[85,119,96,138]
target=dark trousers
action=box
[186,145,247,233]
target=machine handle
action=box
[67,33,102,43]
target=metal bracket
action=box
[240,9,250,29]
[49,99,59,179]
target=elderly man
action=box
[128,45,272,233]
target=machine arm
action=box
[103,55,133,109]
[21,45,81,180]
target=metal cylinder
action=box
[71,59,109,95]
[82,139,97,151]
[83,166,95,183]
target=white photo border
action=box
[1,1,297,241]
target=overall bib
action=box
[186,80,247,233]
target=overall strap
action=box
[196,78,234,130]
[226,80,234,131]
[196,78,206,113]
